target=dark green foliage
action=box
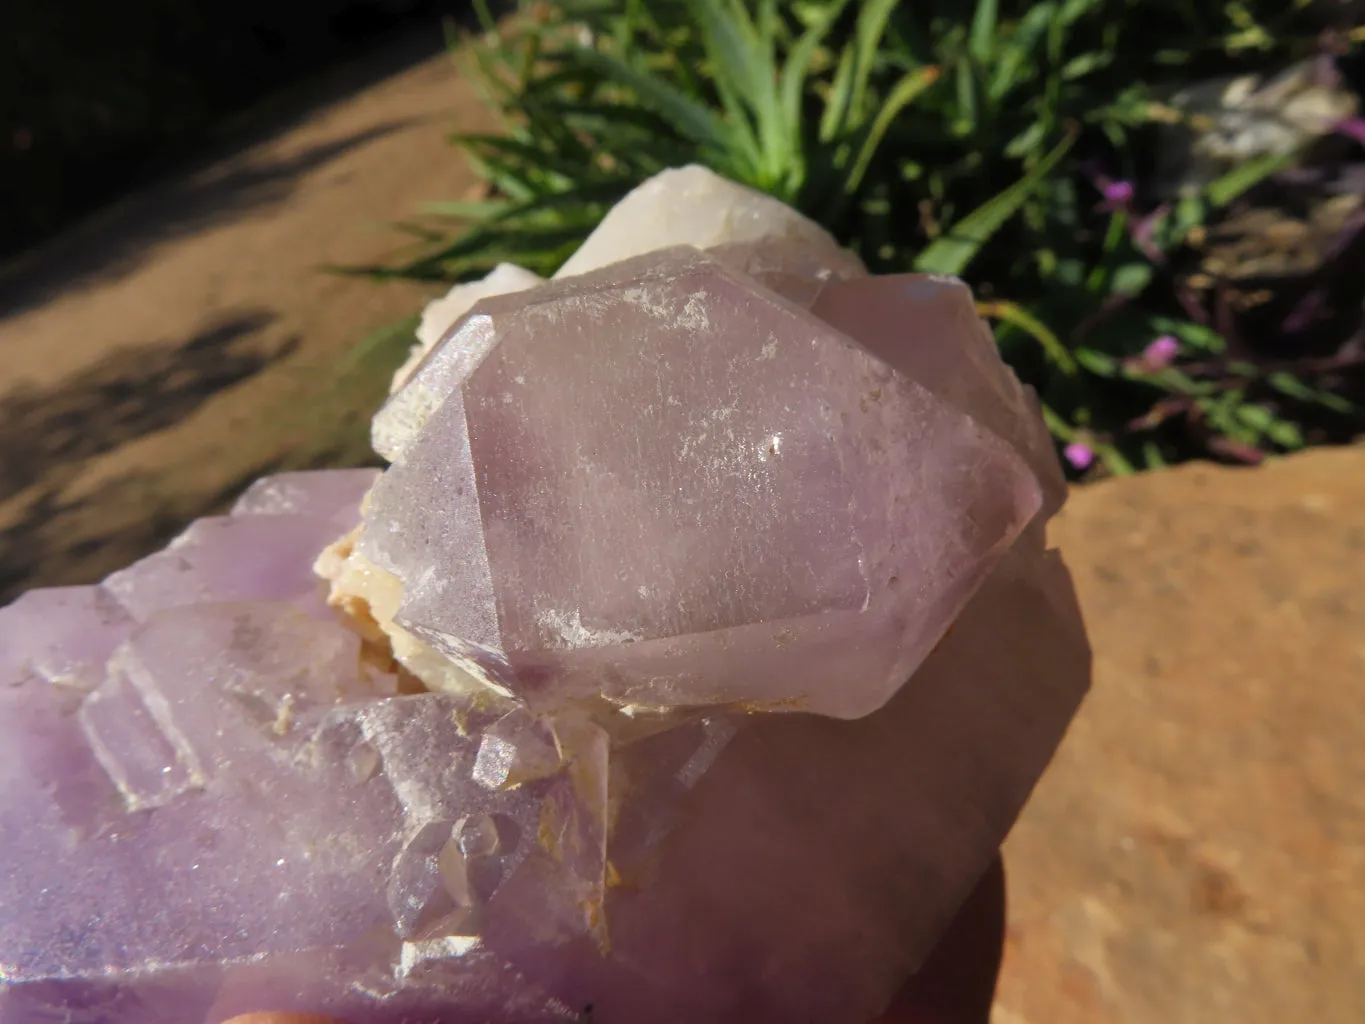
[367,0,1364,474]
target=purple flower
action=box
[1063,442,1094,471]
[1141,334,1179,370]
[1101,179,1134,206]
[1335,117,1365,145]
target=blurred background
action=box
[1,0,474,261]
[1,1,1362,1021]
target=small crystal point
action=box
[391,263,545,396]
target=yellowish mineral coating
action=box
[313,528,490,699]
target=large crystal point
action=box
[363,245,1042,718]
[0,166,1089,1024]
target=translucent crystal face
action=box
[363,246,1043,718]
[809,274,1066,515]
[0,472,585,1024]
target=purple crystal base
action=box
[1,470,584,1022]
[1,215,1090,1023]
[0,478,1085,1024]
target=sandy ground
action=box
[999,446,1365,1024]
[0,32,493,602]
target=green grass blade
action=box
[970,0,999,63]
[458,148,538,203]
[568,46,734,152]
[531,96,681,136]
[779,0,851,138]
[696,0,770,133]
[1060,49,1113,80]
[1204,149,1298,207]
[781,8,841,132]
[339,314,421,374]
[693,0,769,102]
[848,0,902,125]
[470,0,498,33]
[914,127,1076,276]
[459,30,519,117]
[692,0,776,180]
[988,3,1055,100]
[380,220,600,280]
[954,56,978,134]
[1059,0,1105,26]
[844,65,941,193]
[977,299,1077,375]
[388,221,449,243]
[1267,372,1354,414]
[819,40,858,142]
[820,0,900,145]
[421,181,631,231]
[451,133,596,185]
[418,199,512,220]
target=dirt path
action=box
[0,32,492,602]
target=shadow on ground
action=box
[0,121,414,323]
[0,311,297,501]
[0,467,281,608]
[0,310,308,602]
[0,26,473,605]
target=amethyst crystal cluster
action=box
[0,167,1090,1024]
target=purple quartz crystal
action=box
[231,467,380,526]
[102,470,376,624]
[0,585,133,689]
[103,514,341,622]
[0,220,1089,1024]
[365,247,1043,719]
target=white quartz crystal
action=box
[554,164,856,279]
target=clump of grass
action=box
[358,0,1362,476]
